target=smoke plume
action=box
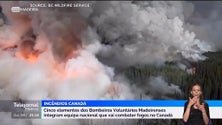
[92,1,213,67]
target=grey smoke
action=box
[185,1,222,51]
[91,1,213,67]
[148,76,181,99]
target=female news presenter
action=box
[183,83,210,125]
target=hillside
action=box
[124,51,222,125]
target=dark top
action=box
[183,101,210,125]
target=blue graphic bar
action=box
[41,100,222,107]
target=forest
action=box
[124,51,222,125]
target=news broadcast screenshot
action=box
[0,1,221,125]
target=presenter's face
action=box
[191,85,202,98]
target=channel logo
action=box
[11,6,38,12]
[11,7,21,13]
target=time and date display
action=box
[12,112,40,119]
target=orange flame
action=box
[52,62,67,79]
[15,51,38,63]
[107,83,119,96]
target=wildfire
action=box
[52,62,67,79]
[107,83,120,97]
[0,40,67,80]
[15,50,39,63]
